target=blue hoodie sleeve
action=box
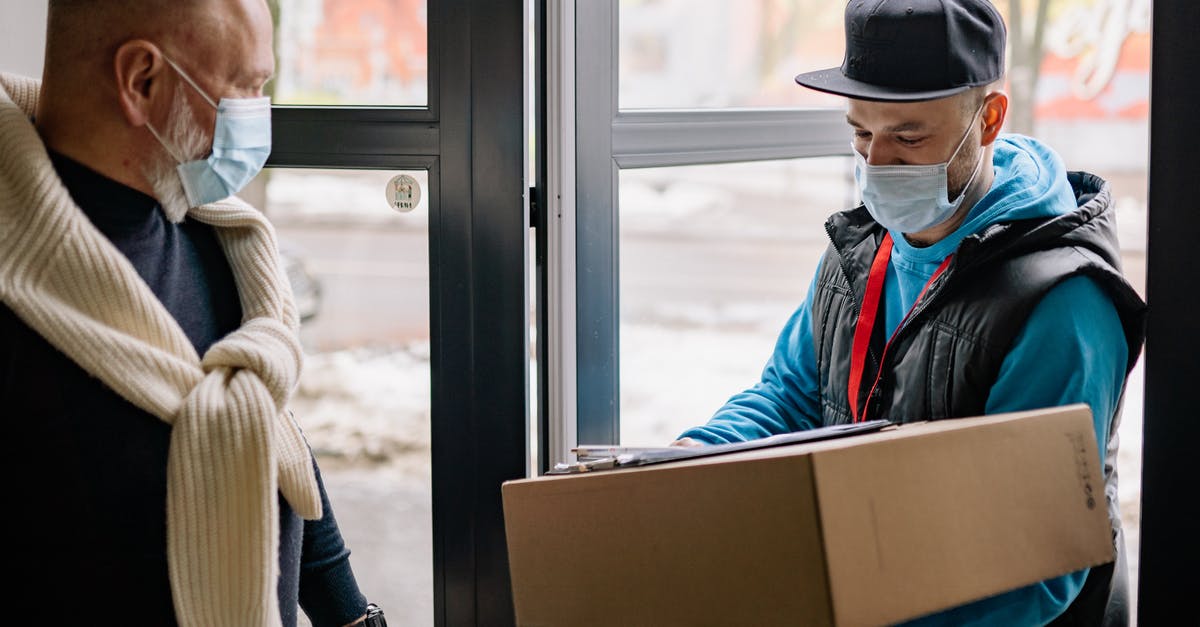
[677,260,824,443]
[898,275,1129,627]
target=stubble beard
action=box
[946,127,984,203]
[143,84,210,223]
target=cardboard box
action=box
[502,405,1113,627]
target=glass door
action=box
[266,0,529,625]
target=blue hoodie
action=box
[679,135,1129,626]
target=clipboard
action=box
[550,419,893,475]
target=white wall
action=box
[0,0,49,78]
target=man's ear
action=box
[113,40,168,128]
[980,91,1008,145]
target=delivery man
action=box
[673,1,1146,624]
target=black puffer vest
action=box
[812,172,1146,625]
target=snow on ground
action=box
[293,341,431,471]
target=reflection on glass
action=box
[619,0,846,109]
[245,168,432,626]
[274,0,428,106]
[618,158,854,446]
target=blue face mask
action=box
[852,104,986,234]
[146,56,272,207]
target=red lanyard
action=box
[848,233,953,422]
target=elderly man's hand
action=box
[670,437,704,448]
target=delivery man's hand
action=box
[670,437,704,448]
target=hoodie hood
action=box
[826,134,1124,274]
[824,133,1137,320]
[890,134,1078,264]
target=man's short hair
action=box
[961,85,988,116]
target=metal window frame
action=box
[540,0,578,471]
[549,0,850,461]
[612,108,848,169]
[268,1,529,625]
[570,0,620,450]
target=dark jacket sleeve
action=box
[298,462,369,627]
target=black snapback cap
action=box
[795,0,1006,102]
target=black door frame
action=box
[1138,0,1200,621]
[269,0,529,624]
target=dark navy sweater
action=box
[1,152,366,626]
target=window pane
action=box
[273,0,428,106]
[245,168,432,626]
[619,0,846,109]
[618,158,854,446]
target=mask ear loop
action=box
[955,141,986,201]
[948,103,990,204]
[161,55,219,109]
[146,52,218,164]
[946,101,987,166]
[145,120,184,163]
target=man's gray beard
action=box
[144,84,209,223]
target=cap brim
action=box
[795,67,971,103]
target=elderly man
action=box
[1,1,382,625]
[674,1,1145,625]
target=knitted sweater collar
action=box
[0,72,320,627]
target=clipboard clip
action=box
[549,454,635,475]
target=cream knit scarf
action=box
[0,73,321,626]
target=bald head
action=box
[44,0,270,81]
[37,0,274,199]
[46,1,208,77]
